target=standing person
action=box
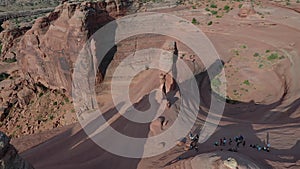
[229,138,232,145]
[243,140,246,147]
[223,137,227,146]
[220,138,223,146]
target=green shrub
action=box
[239,4,243,8]
[267,53,279,60]
[207,21,213,25]
[53,101,58,106]
[191,18,199,25]
[49,114,54,120]
[224,5,230,12]
[210,4,217,8]
[65,98,70,103]
[211,10,218,15]
[243,80,250,86]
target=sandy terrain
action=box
[5,0,300,169]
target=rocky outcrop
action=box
[0,131,34,169]
[0,21,31,61]
[15,0,130,94]
[238,2,256,18]
[0,73,37,121]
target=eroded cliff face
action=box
[0,0,132,138]
[16,1,126,93]
[0,131,34,169]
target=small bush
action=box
[49,114,54,120]
[53,101,58,106]
[241,45,247,49]
[279,55,285,59]
[267,53,279,60]
[191,18,199,25]
[211,10,218,15]
[243,80,250,86]
[239,4,243,8]
[253,52,260,57]
[210,4,217,8]
[224,5,230,11]
[65,98,70,103]
[234,50,239,56]
[265,49,270,53]
[207,21,213,25]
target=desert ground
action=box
[1,0,300,169]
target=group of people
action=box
[250,143,270,152]
[188,133,199,152]
[214,135,246,148]
[213,135,271,153]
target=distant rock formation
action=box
[0,131,34,169]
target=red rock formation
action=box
[16,1,128,94]
[0,21,31,61]
[238,2,256,18]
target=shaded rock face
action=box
[16,1,129,94]
[0,131,34,169]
